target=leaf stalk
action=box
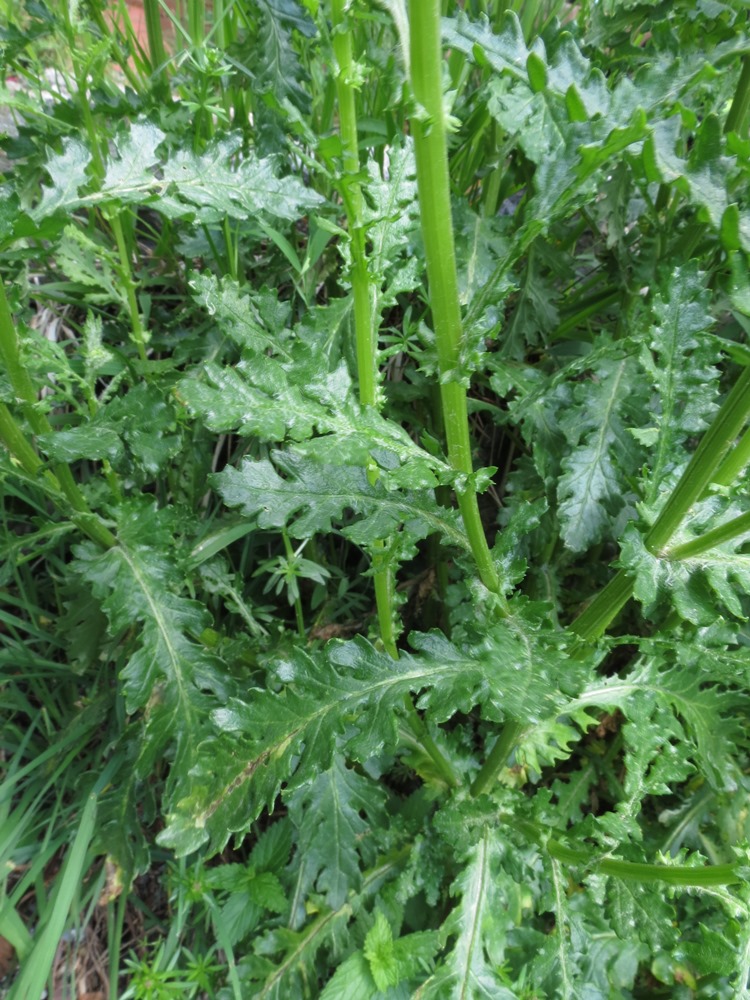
[665,509,750,560]
[511,818,741,887]
[471,718,526,797]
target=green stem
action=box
[107,891,128,1000]
[569,569,633,642]
[0,280,115,548]
[331,1,460,785]
[213,0,227,50]
[109,211,148,360]
[666,509,750,560]
[645,364,750,552]
[511,818,741,887]
[571,363,750,640]
[409,0,501,598]
[331,0,376,409]
[87,5,143,92]
[0,402,47,478]
[0,400,117,549]
[374,570,398,659]
[471,718,526,797]
[725,54,750,138]
[332,0,398,655]
[712,424,750,487]
[0,293,47,438]
[188,0,205,47]
[552,288,620,342]
[143,0,170,92]
[403,698,460,789]
[409,0,519,798]
[63,18,148,358]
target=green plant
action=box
[3,0,750,996]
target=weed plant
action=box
[2,0,750,996]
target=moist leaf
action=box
[622,498,750,626]
[638,264,720,500]
[424,828,517,999]
[214,451,468,551]
[159,621,578,854]
[557,353,641,552]
[73,501,229,805]
[287,754,386,908]
[32,123,322,224]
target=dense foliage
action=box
[2,0,750,995]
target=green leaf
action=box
[595,696,694,845]
[287,755,386,908]
[188,272,293,357]
[647,114,750,251]
[364,911,399,992]
[250,818,294,874]
[106,382,181,476]
[605,876,678,951]
[39,422,123,463]
[566,649,744,792]
[32,123,322,225]
[426,828,517,999]
[254,0,316,113]
[178,326,449,488]
[32,137,93,220]
[55,225,129,306]
[360,139,422,306]
[681,923,739,977]
[622,499,750,625]
[557,352,642,552]
[638,264,720,501]
[214,451,468,552]
[250,908,353,999]
[320,952,379,1000]
[442,12,530,86]
[159,136,323,223]
[73,501,228,801]
[158,619,576,854]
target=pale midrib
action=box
[569,358,627,516]
[458,831,489,1000]
[118,547,193,719]
[199,657,493,822]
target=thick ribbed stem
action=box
[471,718,526,797]
[409,0,501,598]
[510,817,741,886]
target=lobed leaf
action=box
[32,123,322,224]
[214,451,468,551]
[159,621,576,854]
[287,754,387,908]
[557,353,643,552]
[622,498,750,626]
[637,264,721,500]
[73,501,229,799]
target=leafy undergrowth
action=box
[2,0,750,996]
